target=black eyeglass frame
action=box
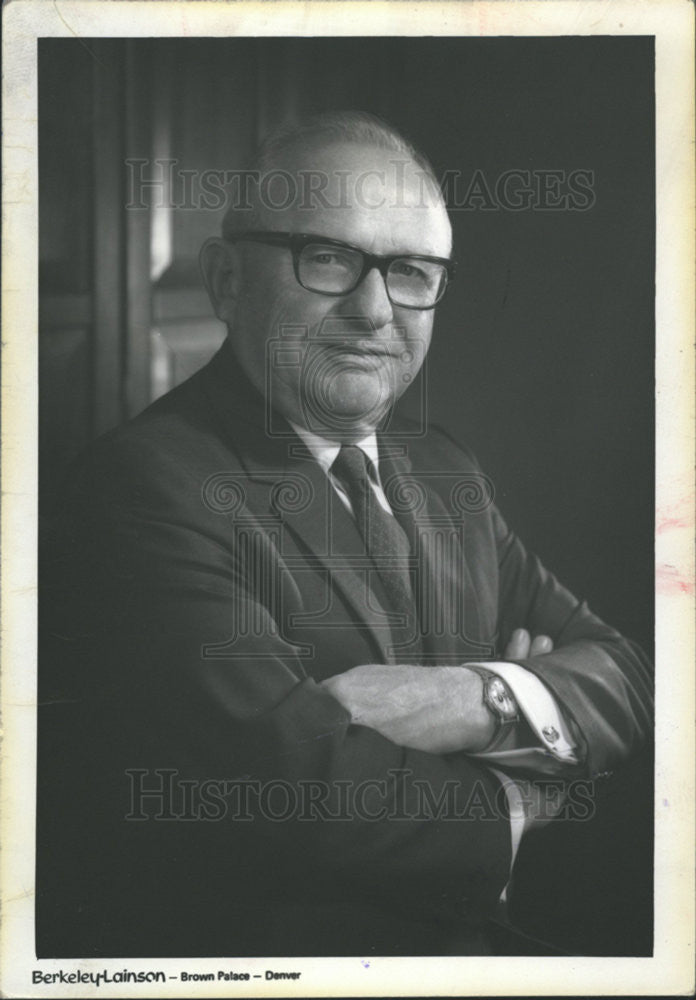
[225,231,456,310]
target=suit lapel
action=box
[274,448,398,664]
[379,436,492,662]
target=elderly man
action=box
[39,111,653,958]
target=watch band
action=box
[470,666,520,730]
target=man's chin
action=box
[299,406,392,442]
[301,372,395,439]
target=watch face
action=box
[486,677,519,722]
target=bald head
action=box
[222,111,449,248]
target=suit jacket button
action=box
[542,725,559,744]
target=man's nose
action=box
[338,266,394,329]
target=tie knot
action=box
[331,445,372,490]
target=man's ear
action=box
[199,237,241,323]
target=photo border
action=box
[2,1,694,996]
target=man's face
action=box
[226,141,452,441]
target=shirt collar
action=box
[290,422,381,479]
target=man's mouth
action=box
[319,341,399,359]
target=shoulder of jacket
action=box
[71,375,243,500]
[403,421,482,472]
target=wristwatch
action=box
[471,666,520,735]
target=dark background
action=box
[38,35,655,958]
[39,35,654,652]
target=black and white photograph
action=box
[2,2,694,997]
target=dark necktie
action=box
[331,445,418,644]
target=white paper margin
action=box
[2,1,694,996]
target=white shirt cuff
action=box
[473,660,580,764]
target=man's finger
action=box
[504,628,531,659]
[530,634,554,656]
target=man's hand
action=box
[321,664,495,754]
[504,628,553,660]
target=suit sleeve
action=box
[492,504,653,778]
[43,435,513,925]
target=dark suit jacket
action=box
[38,339,653,957]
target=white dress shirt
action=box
[290,423,393,513]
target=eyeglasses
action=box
[225,231,456,310]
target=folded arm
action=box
[321,508,654,782]
[319,629,556,752]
